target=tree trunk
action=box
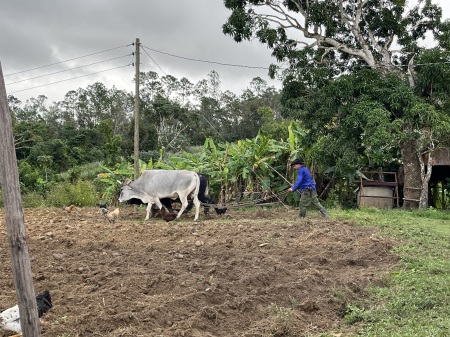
[401,140,422,209]
[418,136,434,209]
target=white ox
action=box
[119,170,201,221]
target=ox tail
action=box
[202,177,211,215]
[192,172,201,221]
[192,172,200,202]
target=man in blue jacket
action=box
[288,158,328,219]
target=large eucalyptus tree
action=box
[223,0,449,208]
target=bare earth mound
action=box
[0,207,399,336]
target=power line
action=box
[8,64,132,94]
[4,43,133,77]
[141,44,272,70]
[140,46,167,76]
[6,54,133,85]
[6,41,447,97]
[140,44,449,73]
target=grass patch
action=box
[333,208,450,337]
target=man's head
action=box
[290,158,304,169]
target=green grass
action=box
[332,207,450,337]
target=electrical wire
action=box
[6,54,133,85]
[4,43,133,77]
[6,41,447,97]
[141,44,272,70]
[7,64,132,94]
[140,44,449,72]
[140,45,167,76]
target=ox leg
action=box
[176,196,189,220]
[192,196,200,221]
[160,198,174,213]
[145,199,159,220]
[202,197,212,215]
[145,199,163,220]
[145,203,154,220]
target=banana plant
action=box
[96,159,150,203]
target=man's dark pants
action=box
[299,189,327,218]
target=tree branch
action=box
[253,0,379,67]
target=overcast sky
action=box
[1,0,449,104]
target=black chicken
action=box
[0,290,52,336]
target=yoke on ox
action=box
[119,170,201,221]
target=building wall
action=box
[357,186,394,209]
[431,148,450,166]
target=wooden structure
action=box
[428,148,450,209]
[358,171,399,208]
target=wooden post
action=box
[0,62,41,336]
[134,37,140,180]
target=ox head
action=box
[118,184,150,204]
[118,185,133,202]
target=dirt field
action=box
[0,206,400,337]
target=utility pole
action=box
[134,38,140,180]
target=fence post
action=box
[0,62,41,336]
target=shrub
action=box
[0,189,46,208]
[22,192,46,208]
[45,180,99,207]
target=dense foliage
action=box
[7,72,313,207]
[223,0,450,208]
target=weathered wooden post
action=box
[0,62,41,336]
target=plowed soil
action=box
[0,206,400,337]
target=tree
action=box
[97,119,123,166]
[14,95,48,123]
[13,120,54,161]
[7,95,22,121]
[178,77,194,107]
[414,48,450,112]
[407,47,450,208]
[60,90,79,123]
[37,155,53,182]
[193,71,223,103]
[27,138,71,172]
[151,95,192,151]
[192,96,224,143]
[161,74,180,99]
[140,71,164,102]
[290,69,410,175]
[75,83,112,128]
[234,95,269,140]
[223,0,448,208]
